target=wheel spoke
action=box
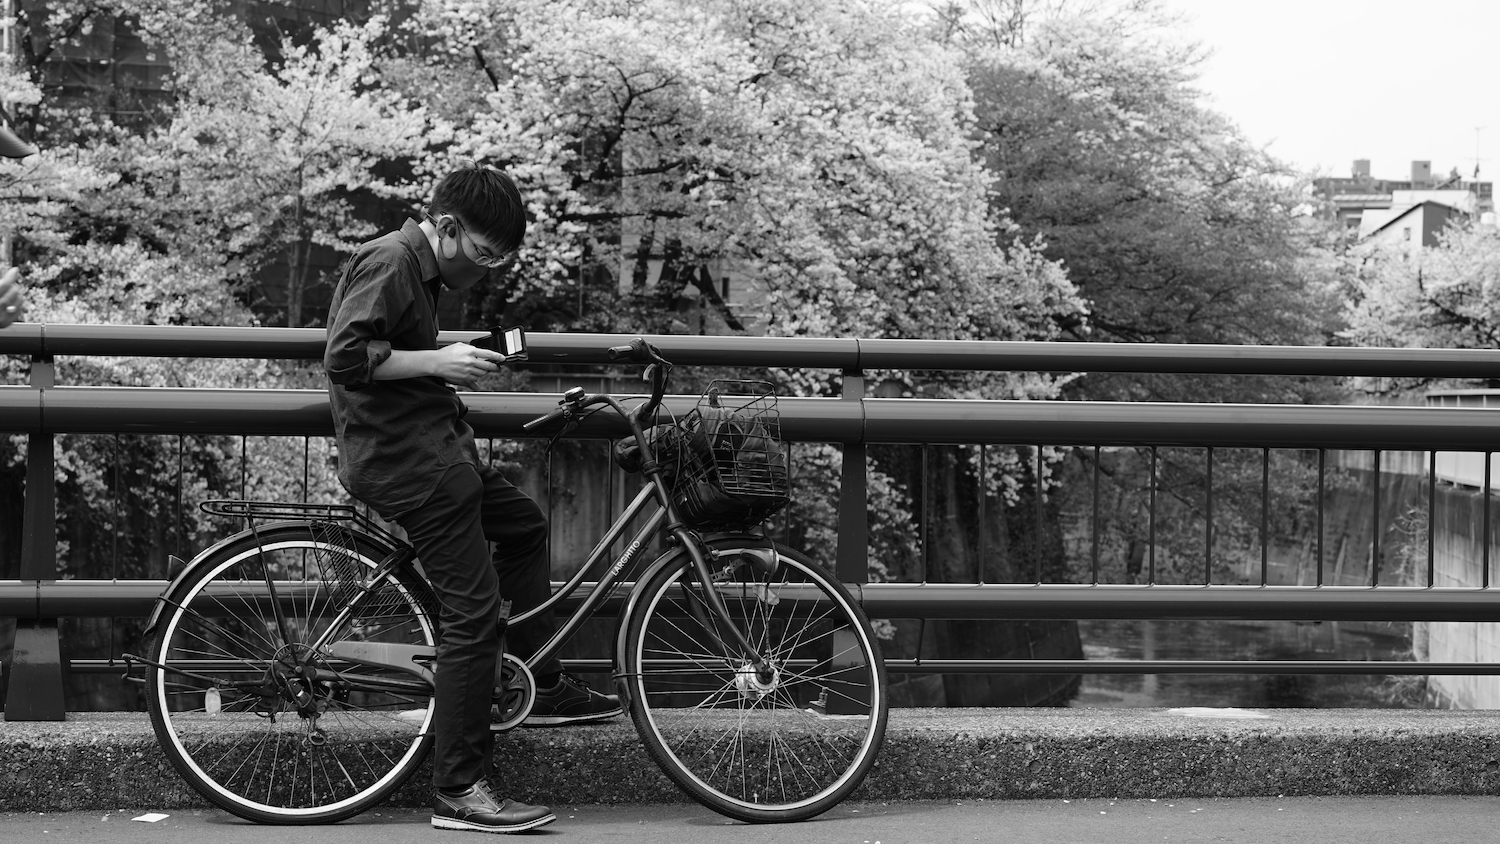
[149,526,436,823]
[627,544,886,822]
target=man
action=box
[324,163,619,834]
[0,122,36,328]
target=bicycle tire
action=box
[621,539,888,823]
[145,521,438,824]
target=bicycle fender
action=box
[141,519,391,638]
[611,532,775,707]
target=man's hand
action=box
[0,267,25,329]
[431,342,505,390]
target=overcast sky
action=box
[1159,0,1499,181]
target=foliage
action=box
[944,3,1342,404]
[391,0,1087,574]
[0,2,388,598]
[912,1,1350,584]
[154,14,432,326]
[397,0,1083,345]
[1340,221,1500,394]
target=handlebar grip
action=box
[606,344,635,360]
[522,407,567,431]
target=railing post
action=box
[835,369,867,585]
[832,368,868,715]
[5,354,65,721]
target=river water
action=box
[1071,618,1418,709]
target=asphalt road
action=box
[4,796,1496,844]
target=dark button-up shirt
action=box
[325,219,479,517]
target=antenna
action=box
[1471,126,1487,180]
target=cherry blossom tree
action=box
[8,3,432,328]
[0,5,408,668]
[1341,221,1500,389]
[949,6,1340,398]
[388,0,1087,600]
[398,0,1082,347]
[923,1,1350,587]
[154,14,432,326]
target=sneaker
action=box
[432,780,555,833]
[523,673,623,726]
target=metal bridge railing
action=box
[4,324,1500,718]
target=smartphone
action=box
[494,325,527,361]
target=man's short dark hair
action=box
[430,162,527,253]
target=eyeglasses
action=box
[445,215,513,267]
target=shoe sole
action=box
[431,813,557,833]
[521,707,623,727]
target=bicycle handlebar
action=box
[523,337,671,433]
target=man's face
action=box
[435,214,510,290]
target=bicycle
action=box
[126,337,888,825]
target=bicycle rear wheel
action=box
[622,540,888,823]
[146,521,438,824]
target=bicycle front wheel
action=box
[622,540,888,823]
[146,521,438,824]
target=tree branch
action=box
[472,45,500,90]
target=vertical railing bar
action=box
[239,435,248,501]
[1034,444,1043,584]
[1148,446,1157,585]
[302,436,311,503]
[1372,449,1381,588]
[1204,446,1214,585]
[785,440,797,550]
[1484,451,1492,590]
[110,432,121,663]
[545,436,555,565]
[176,434,185,568]
[1427,449,1437,588]
[112,433,121,580]
[921,444,930,585]
[785,441,796,549]
[1261,447,1270,586]
[1090,445,1100,585]
[978,444,987,585]
[1317,448,1326,587]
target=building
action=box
[1315,159,1493,235]
[1357,198,1469,257]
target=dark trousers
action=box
[394,461,559,789]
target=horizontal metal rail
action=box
[6,324,1500,378]
[3,387,1500,451]
[855,584,1500,621]
[72,658,1497,677]
[880,660,1500,675]
[9,580,1500,622]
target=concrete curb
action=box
[3,708,1500,812]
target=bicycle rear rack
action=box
[200,499,405,547]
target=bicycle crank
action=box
[490,653,535,731]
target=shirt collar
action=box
[399,218,441,285]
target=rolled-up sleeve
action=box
[325,259,408,390]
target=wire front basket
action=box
[669,380,790,529]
